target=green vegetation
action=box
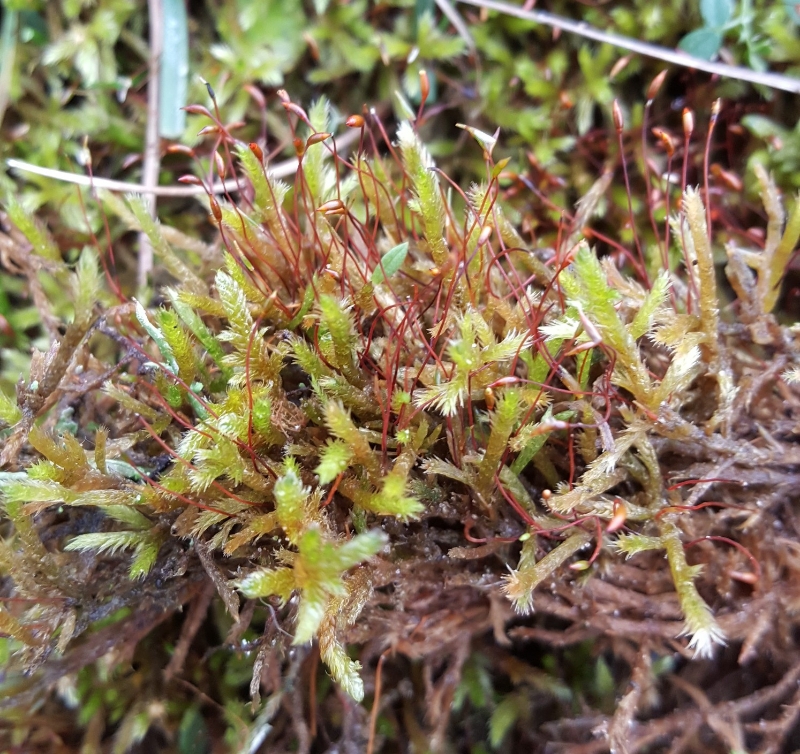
[1,1,800,752]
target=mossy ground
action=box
[1,2,800,753]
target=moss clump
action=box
[2,93,800,751]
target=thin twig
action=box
[289,656,311,754]
[6,157,293,196]
[607,647,651,754]
[163,580,215,681]
[6,130,360,196]
[456,0,800,94]
[367,650,389,754]
[140,0,163,290]
[433,0,475,51]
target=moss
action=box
[2,90,800,752]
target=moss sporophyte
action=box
[1,91,799,735]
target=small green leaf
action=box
[491,156,511,181]
[741,115,787,141]
[130,537,160,579]
[368,474,423,519]
[274,458,311,544]
[252,396,272,438]
[678,28,723,60]
[320,634,364,701]
[235,566,295,603]
[700,0,732,28]
[593,656,615,701]
[178,705,209,754]
[73,246,102,329]
[134,300,179,376]
[167,289,231,380]
[100,506,151,530]
[294,581,328,645]
[287,284,315,329]
[371,242,409,285]
[5,195,61,262]
[397,121,448,265]
[489,695,521,749]
[630,270,670,339]
[331,530,387,571]
[0,389,21,427]
[614,533,664,558]
[318,295,359,378]
[64,531,145,557]
[315,440,353,484]
[394,90,417,122]
[456,123,497,157]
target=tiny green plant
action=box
[680,0,735,60]
[679,0,772,69]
